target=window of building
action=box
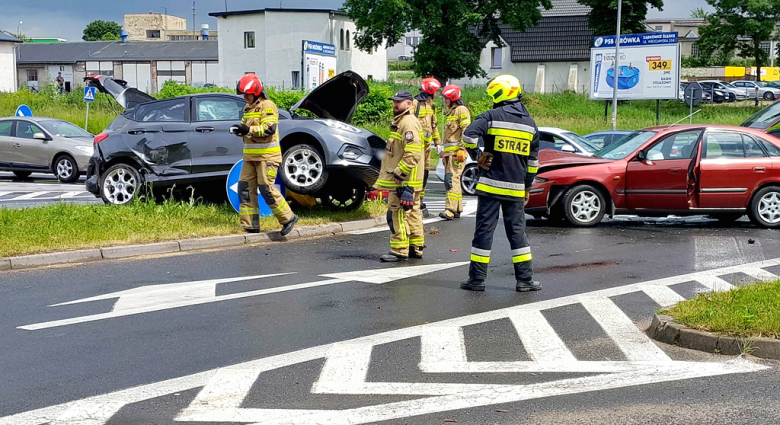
[405,36,412,46]
[292,71,300,88]
[156,61,186,85]
[655,25,663,32]
[168,35,197,41]
[146,30,161,39]
[26,69,38,82]
[413,37,420,46]
[761,41,771,55]
[86,61,113,77]
[691,43,699,57]
[244,31,255,49]
[340,29,345,50]
[346,30,350,50]
[491,47,502,68]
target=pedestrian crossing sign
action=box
[83,86,96,102]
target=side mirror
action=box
[561,144,576,153]
[636,150,647,161]
[33,132,48,141]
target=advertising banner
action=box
[302,40,337,89]
[590,32,681,100]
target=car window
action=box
[135,99,187,122]
[759,138,780,157]
[195,98,244,122]
[704,132,745,159]
[562,132,598,152]
[742,134,767,158]
[595,131,657,160]
[586,135,607,149]
[0,121,12,137]
[538,132,556,151]
[14,121,44,139]
[646,130,700,160]
[39,120,92,138]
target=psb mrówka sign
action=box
[594,32,678,48]
[303,40,336,56]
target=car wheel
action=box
[12,171,32,179]
[461,164,478,196]
[561,184,606,227]
[54,154,79,183]
[748,186,780,228]
[709,213,743,223]
[100,163,142,205]
[728,93,736,102]
[320,183,366,211]
[282,144,327,194]
[764,92,776,101]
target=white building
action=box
[386,30,422,60]
[209,8,387,89]
[0,33,21,92]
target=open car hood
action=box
[538,149,613,174]
[289,71,369,123]
[741,99,780,130]
[84,75,156,109]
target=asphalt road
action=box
[0,172,99,208]
[2,198,780,424]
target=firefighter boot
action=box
[380,252,408,262]
[280,214,299,237]
[516,280,542,292]
[460,278,485,292]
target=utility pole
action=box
[611,0,622,131]
[192,1,196,31]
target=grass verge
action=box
[661,280,780,340]
[0,197,387,258]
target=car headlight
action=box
[317,120,361,134]
[74,146,94,155]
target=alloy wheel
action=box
[758,192,780,224]
[461,166,478,196]
[570,190,601,223]
[56,158,74,180]
[103,167,137,204]
[285,147,324,189]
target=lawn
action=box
[662,281,780,340]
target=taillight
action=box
[94,133,109,145]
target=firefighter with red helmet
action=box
[231,73,298,236]
[437,84,471,220]
[411,77,441,218]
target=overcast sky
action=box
[2,0,713,42]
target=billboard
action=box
[590,32,681,100]
[302,40,337,89]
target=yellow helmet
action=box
[486,75,522,103]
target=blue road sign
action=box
[226,160,286,215]
[83,86,97,102]
[15,105,32,117]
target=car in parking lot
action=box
[84,72,383,209]
[526,125,780,228]
[698,80,748,102]
[0,117,93,182]
[582,130,633,149]
[732,80,780,101]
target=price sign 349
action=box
[648,60,672,71]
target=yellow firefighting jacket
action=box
[376,108,424,192]
[412,96,440,148]
[241,97,281,162]
[441,104,471,158]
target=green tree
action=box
[6,32,29,42]
[579,0,663,36]
[690,7,708,19]
[698,0,780,83]
[343,0,552,81]
[100,32,121,41]
[82,20,122,41]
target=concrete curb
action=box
[0,216,385,271]
[648,314,780,360]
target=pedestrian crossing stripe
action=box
[0,191,94,201]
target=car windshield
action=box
[742,101,780,129]
[39,120,92,138]
[722,82,736,88]
[562,132,599,152]
[594,131,657,160]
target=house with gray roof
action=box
[0,32,23,92]
[15,40,218,93]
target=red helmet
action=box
[236,73,264,97]
[420,77,441,95]
[442,84,462,101]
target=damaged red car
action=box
[526,125,780,228]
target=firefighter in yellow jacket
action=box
[438,84,471,220]
[411,78,441,218]
[376,90,425,262]
[231,73,298,236]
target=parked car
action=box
[435,127,598,196]
[679,82,713,103]
[526,125,780,228]
[698,80,747,102]
[732,80,780,101]
[84,72,383,209]
[0,117,93,183]
[582,130,633,149]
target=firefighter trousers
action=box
[421,145,431,202]
[239,160,294,230]
[387,189,425,257]
[468,196,533,283]
[442,156,465,217]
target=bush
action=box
[352,84,394,125]
[265,88,305,111]
[156,80,233,99]
[389,60,415,71]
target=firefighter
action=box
[437,84,470,220]
[411,78,441,218]
[460,75,541,292]
[375,90,425,262]
[230,73,298,236]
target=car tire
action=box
[748,186,780,228]
[709,213,744,223]
[53,154,79,183]
[764,92,776,101]
[99,163,142,205]
[319,182,366,211]
[281,144,327,195]
[12,171,32,179]
[728,93,736,102]
[461,164,479,196]
[561,184,607,227]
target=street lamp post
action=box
[17,20,23,36]
[610,0,622,131]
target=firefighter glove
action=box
[524,192,530,207]
[230,124,250,136]
[397,186,414,211]
[477,152,494,170]
[456,148,468,163]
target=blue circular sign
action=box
[15,105,33,117]
[225,160,285,215]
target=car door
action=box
[0,120,14,167]
[695,130,773,208]
[625,130,702,210]
[189,96,245,175]
[128,98,192,176]
[11,120,52,170]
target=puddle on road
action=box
[536,261,620,273]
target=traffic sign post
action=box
[15,105,33,117]
[83,86,97,131]
[226,160,286,215]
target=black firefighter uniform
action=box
[376,110,426,257]
[239,97,295,230]
[440,103,471,218]
[462,100,540,283]
[411,94,440,202]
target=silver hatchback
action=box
[0,117,93,183]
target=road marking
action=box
[420,326,467,364]
[0,191,94,201]
[351,200,478,235]
[637,284,686,307]
[508,309,577,362]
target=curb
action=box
[0,216,388,271]
[648,314,780,360]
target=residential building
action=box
[0,33,21,92]
[16,40,218,93]
[209,8,387,89]
[644,19,703,57]
[386,30,422,60]
[124,13,218,41]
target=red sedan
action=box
[527,125,780,228]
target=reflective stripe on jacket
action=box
[242,98,282,162]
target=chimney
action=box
[120,30,129,43]
[201,24,209,40]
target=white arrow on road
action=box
[18,262,469,331]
